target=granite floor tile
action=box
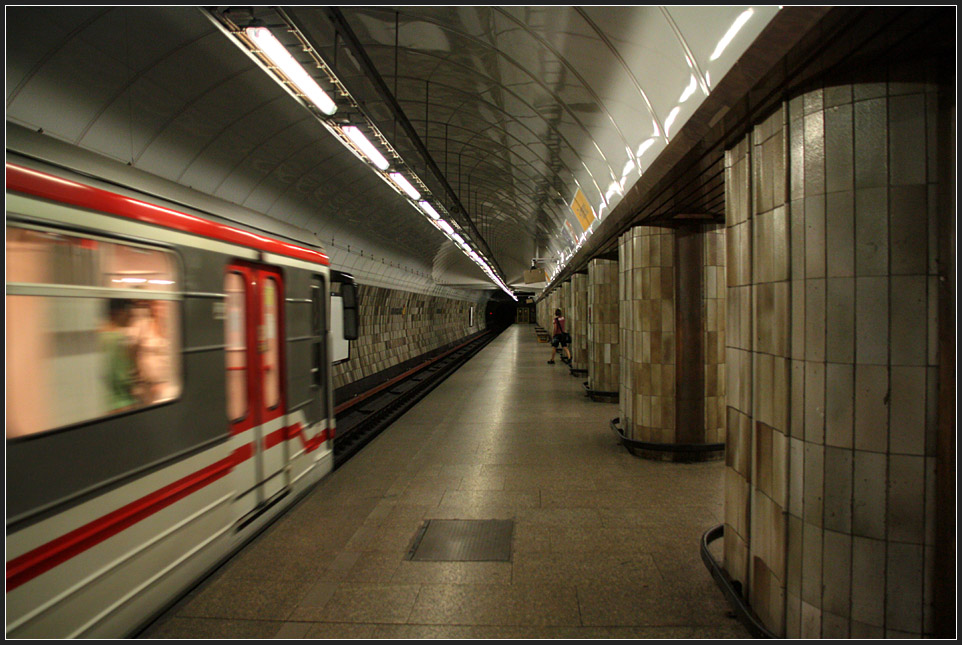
[302,622,379,638]
[298,582,422,623]
[138,616,283,639]
[373,624,624,638]
[392,559,513,585]
[458,473,507,490]
[272,621,313,638]
[175,573,315,621]
[287,581,339,621]
[511,551,664,587]
[577,582,696,626]
[438,489,541,509]
[407,582,582,626]
[339,550,405,583]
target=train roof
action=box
[6,162,330,267]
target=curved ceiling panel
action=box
[6,5,781,296]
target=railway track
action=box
[332,328,503,469]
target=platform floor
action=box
[141,324,748,639]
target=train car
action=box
[5,156,358,638]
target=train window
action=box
[225,272,248,422]
[311,278,326,389]
[263,277,280,409]
[6,225,181,439]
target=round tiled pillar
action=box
[587,258,619,396]
[569,272,589,372]
[722,69,952,638]
[618,224,726,461]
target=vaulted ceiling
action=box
[7,6,824,295]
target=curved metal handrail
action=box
[700,524,778,639]
[609,417,725,453]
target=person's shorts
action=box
[552,333,570,348]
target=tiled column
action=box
[559,279,569,322]
[618,226,676,450]
[569,272,589,372]
[723,70,949,638]
[536,296,548,330]
[547,289,559,331]
[587,258,619,396]
[618,224,726,460]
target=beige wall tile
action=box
[889,365,927,455]
[886,542,924,633]
[887,454,925,544]
[854,364,889,452]
[852,450,886,539]
[825,363,854,448]
[823,446,853,533]
[851,535,886,626]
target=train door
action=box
[225,262,288,514]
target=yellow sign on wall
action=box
[570,188,596,232]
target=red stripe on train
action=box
[5,421,332,592]
[5,444,252,592]
[5,164,330,267]
[263,423,325,451]
[277,422,330,453]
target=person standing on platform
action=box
[547,308,572,365]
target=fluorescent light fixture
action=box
[245,27,337,116]
[113,277,147,284]
[710,9,754,61]
[418,200,440,220]
[389,172,420,200]
[437,219,454,235]
[148,279,175,285]
[343,125,390,170]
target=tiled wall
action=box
[569,272,589,370]
[587,258,619,394]
[723,70,946,638]
[331,283,484,390]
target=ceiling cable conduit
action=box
[314,6,511,290]
[204,6,514,298]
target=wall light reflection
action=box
[710,8,754,61]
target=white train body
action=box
[5,157,355,638]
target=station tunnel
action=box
[4,6,956,639]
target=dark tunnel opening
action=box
[484,295,519,331]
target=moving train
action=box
[5,153,358,638]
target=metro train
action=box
[5,156,358,638]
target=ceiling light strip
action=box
[206,8,514,298]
